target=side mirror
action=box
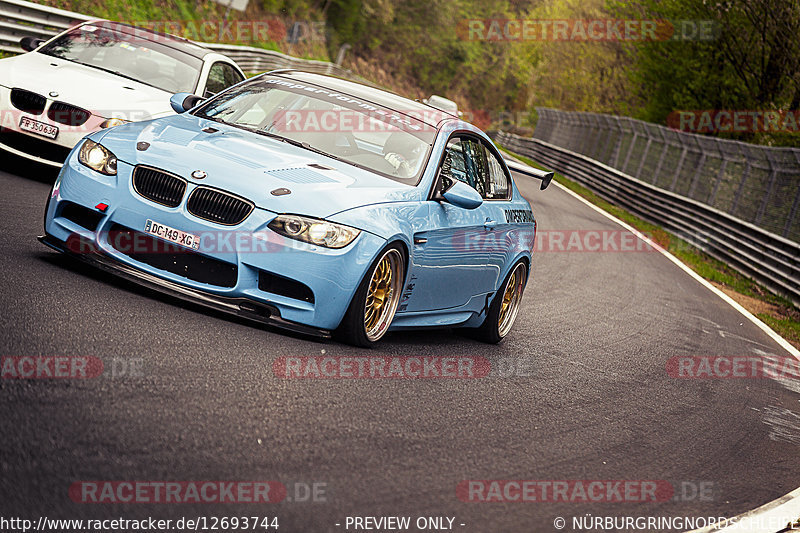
[20,37,44,52]
[170,93,204,113]
[442,179,483,209]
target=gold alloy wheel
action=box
[364,248,403,342]
[498,263,526,338]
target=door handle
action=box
[484,218,498,230]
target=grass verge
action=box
[500,146,800,349]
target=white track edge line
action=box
[546,176,800,533]
[549,179,800,360]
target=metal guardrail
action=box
[532,108,800,243]
[196,42,345,75]
[0,0,357,80]
[0,0,90,53]
[496,131,800,307]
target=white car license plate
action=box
[19,116,58,139]
[144,220,200,250]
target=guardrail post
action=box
[783,151,800,239]
[598,115,615,165]
[635,130,653,181]
[652,128,670,187]
[609,116,624,167]
[585,114,599,158]
[756,151,778,225]
[784,184,800,239]
[708,158,729,206]
[581,114,591,157]
[669,141,689,192]
[731,158,751,216]
[687,151,708,199]
[621,119,639,174]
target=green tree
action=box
[611,0,800,145]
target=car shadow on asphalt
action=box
[3,153,60,185]
[34,250,480,350]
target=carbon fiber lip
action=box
[38,233,331,339]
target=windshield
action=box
[193,77,438,185]
[38,23,202,94]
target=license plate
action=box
[144,219,200,250]
[19,116,58,139]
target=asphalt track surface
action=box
[1,152,800,533]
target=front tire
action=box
[335,244,405,347]
[470,261,528,344]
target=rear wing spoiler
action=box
[503,158,554,190]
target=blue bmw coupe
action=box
[41,70,551,346]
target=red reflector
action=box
[95,203,108,212]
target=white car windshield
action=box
[38,23,202,94]
[194,77,438,185]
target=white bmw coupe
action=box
[0,20,245,167]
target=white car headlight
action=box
[78,139,117,175]
[268,214,361,249]
[100,118,129,129]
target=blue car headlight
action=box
[78,139,118,175]
[268,214,361,249]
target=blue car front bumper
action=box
[42,154,388,335]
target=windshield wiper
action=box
[199,115,228,125]
[254,130,336,159]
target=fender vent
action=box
[259,270,314,303]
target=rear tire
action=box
[335,244,405,347]
[468,261,527,344]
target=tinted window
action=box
[484,146,510,199]
[463,139,489,198]
[442,138,480,194]
[205,62,244,96]
[440,136,510,200]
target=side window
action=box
[441,138,469,189]
[441,137,485,195]
[484,146,511,199]
[205,63,244,97]
[439,136,510,200]
[462,139,488,198]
